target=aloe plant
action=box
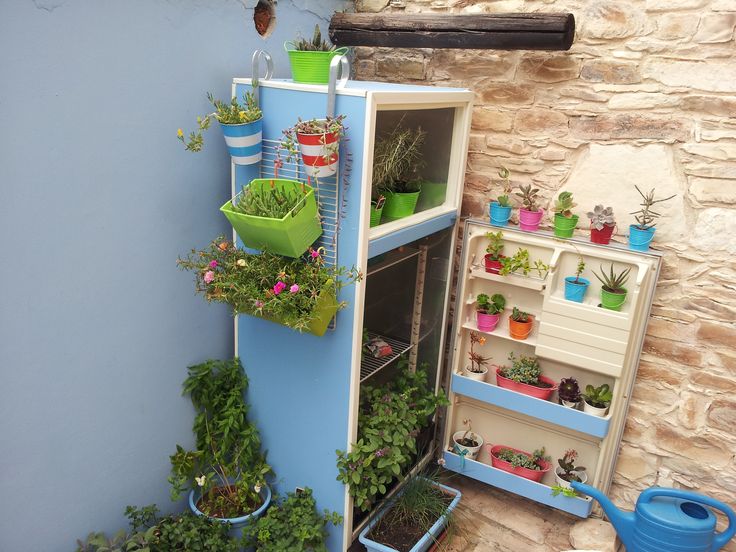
[593,263,631,293]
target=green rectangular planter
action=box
[221,178,322,258]
[382,190,421,222]
[259,287,338,336]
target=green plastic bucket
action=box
[554,214,579,238]
[261,287,338,336]
[285,43,349,84]
[416,181,447,211]
[370,205,383,227]
[220,178,322,258]
[382,191,421,221]
[600,287,627,311]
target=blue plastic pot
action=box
[629,224,655,252]
[220,118,263,165]
[189,484,271,543]
[359,479,461,552]
[489,202,512,227]
[564,277,590,303]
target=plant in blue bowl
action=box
[489,167,513,227]
[564,256,590,303]
[629,186,676,252]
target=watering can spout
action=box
[572,481,636,548]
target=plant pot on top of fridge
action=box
[488,445,551,482]
[285,25,348,84]
[483,230,505,274]
[554,449,588,490]
[495,353,558,401]
[516,184,543,232]
[628,186,676,252]
[282,116,345,178]
[564,255,590,303]
[489,167,513,227]
[178,91,263,166]
[359,475,461,552]
[476,293,505,333]
[463,331,490,381]
[594,263,631,312]
[508,307,534,340]
[588,205,617,245]
[552,191,579,238]
[220,178,323,258]
[582,384,612,417]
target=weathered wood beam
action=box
[329,13,575,51]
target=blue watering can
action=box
[571,482,736,552]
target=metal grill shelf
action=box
[360,332,413,382]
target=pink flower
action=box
[203,271,215,284]
[310,249,320,259]
[209,260,218,269]
[290,284,300,294]
[273,281,287,295]
[254,300,264,309]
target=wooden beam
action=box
[329,13,575,51]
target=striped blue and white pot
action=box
[219,118,262,165]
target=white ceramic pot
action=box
[561,399,579,409]
[452,431,483,460]
[463,365,488,382]
[583,399,609,417]
[555,467,588,489]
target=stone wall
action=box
[354,0,736,548]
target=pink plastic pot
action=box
[488,444,551,482]
[495,367,558,401]
[484,254,505,274]
[477,311,500,332]
[519,208,544,232]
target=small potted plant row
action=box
[495,353,558,400]
[481,230,549,280]
[488,445,551,482]
[562,258,631,312]
[558,377,613,417]
[472,293,534,341]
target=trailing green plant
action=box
[630,185,676,230]
[168,359,272,520]
[241,488,342,552]
[292,24,335,52]
[336,358,449,512]
[232,181,309,219]
[510,306,530,323]
[499,249,549,278]
[279,116,346,166]
[178,238,361,332]
[496,167,512,207]
[583,384,613,409]
[557,449,586,483]
[178,91,263,153]
[485,231,504,260]
[593,263,631,294]
[515,184,541,212]
[372,121,427,194]
[500,352,543,386]
[467,331,490,374]
[494,447,549,470]
[558,377,581,403]
[551,485,578,498]
[553,191,577,218]
[476,293,505,315]
[587,204,615,230]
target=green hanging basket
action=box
[260,287,338,336]
[382,191,421,222]
[220,178,322,258]
[285,43,349,84]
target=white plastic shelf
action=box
[469,266,547,291]
[461,317,539,347]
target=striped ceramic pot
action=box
[297,121,339,178]
[220,118,262,165]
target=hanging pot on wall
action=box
[297,121,340,178]
[220,118,263,166]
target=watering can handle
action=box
[326,54,350,119]
[640,488,736,550]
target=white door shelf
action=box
[469,266,547,291]
[461,317,539,347]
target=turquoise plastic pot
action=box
[629,225,655,252]
[489,202,512,227]
[564,277,590,303]
[189,484,271,542]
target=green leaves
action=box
[593,263,631,293]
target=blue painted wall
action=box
[0,1,346,550]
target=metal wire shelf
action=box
[360,332,413,382]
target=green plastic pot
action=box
[261,287,338,336]
[600,287,627,311]
[554,214,579,238]
[370,205,383,227]
[285,43,349,84]
[416,181,447,211]
[220,178,322,258]
[382,191,421,221]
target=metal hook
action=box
[251,49,274,90]
[326,54,350,119]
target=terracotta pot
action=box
[495,367,558,401]
[508,315,534,340]
[488,444,551,482]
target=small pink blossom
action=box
[254,300,264,309]
[203,271,215,284]
[290,284,300,294]
[273,281,287,295]
[209,260,218,269]
[310,249,320,259]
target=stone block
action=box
[569,518,618,552]
[430,50,517,81]
[375,51,426,80]
[581,60,641,84]
[697,320,736,348]
[570,114,690,142]
[518,54,581,83]
[691,371,736,394]
[708,398,736,433]
[356,0,389,12]
[683,143,736,161]
[479,83,534,105]
[645,0,708,10]
[643,336,703,368]
[655,13,699,39]
[693,14,736,43]
[682,96,736,117]
[655,422,732,466]
[692,208,736,254]
[583,1,650,38]
[514,108,568,137]
[677,391,711,430]
[615,445,658,483]
[644,60,736,93]
[608,93,680,110]
[471,108,514,132]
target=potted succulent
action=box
[178,91,263,165]
[285,25,348,84]
[588,204,616,244]
[168,359,273,542]
[593,263,631,312]
[629,186,677,252]
[552,191,578,238]
[582,384,613,417]
[555,449,588,489]
[515,184,544,232]
[372,122,427,222]
[359,473,461,552]
[452,419,484,461]
[488,445,551,482]
[220,178,322,258]
[484,230,505,274]
[281,116,346,178]
[496,353,558,400]
[558,377,581,408]
[564,256,590,303]
[178,239,361,336]
[242,487,342,551]
[508,306,534,340]
[499,248,549,279]
[489,167,513,227]
[476,293,506,332]
[464,331,491,381]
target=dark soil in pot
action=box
[455,437,479,447]
[196,485,263,519]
